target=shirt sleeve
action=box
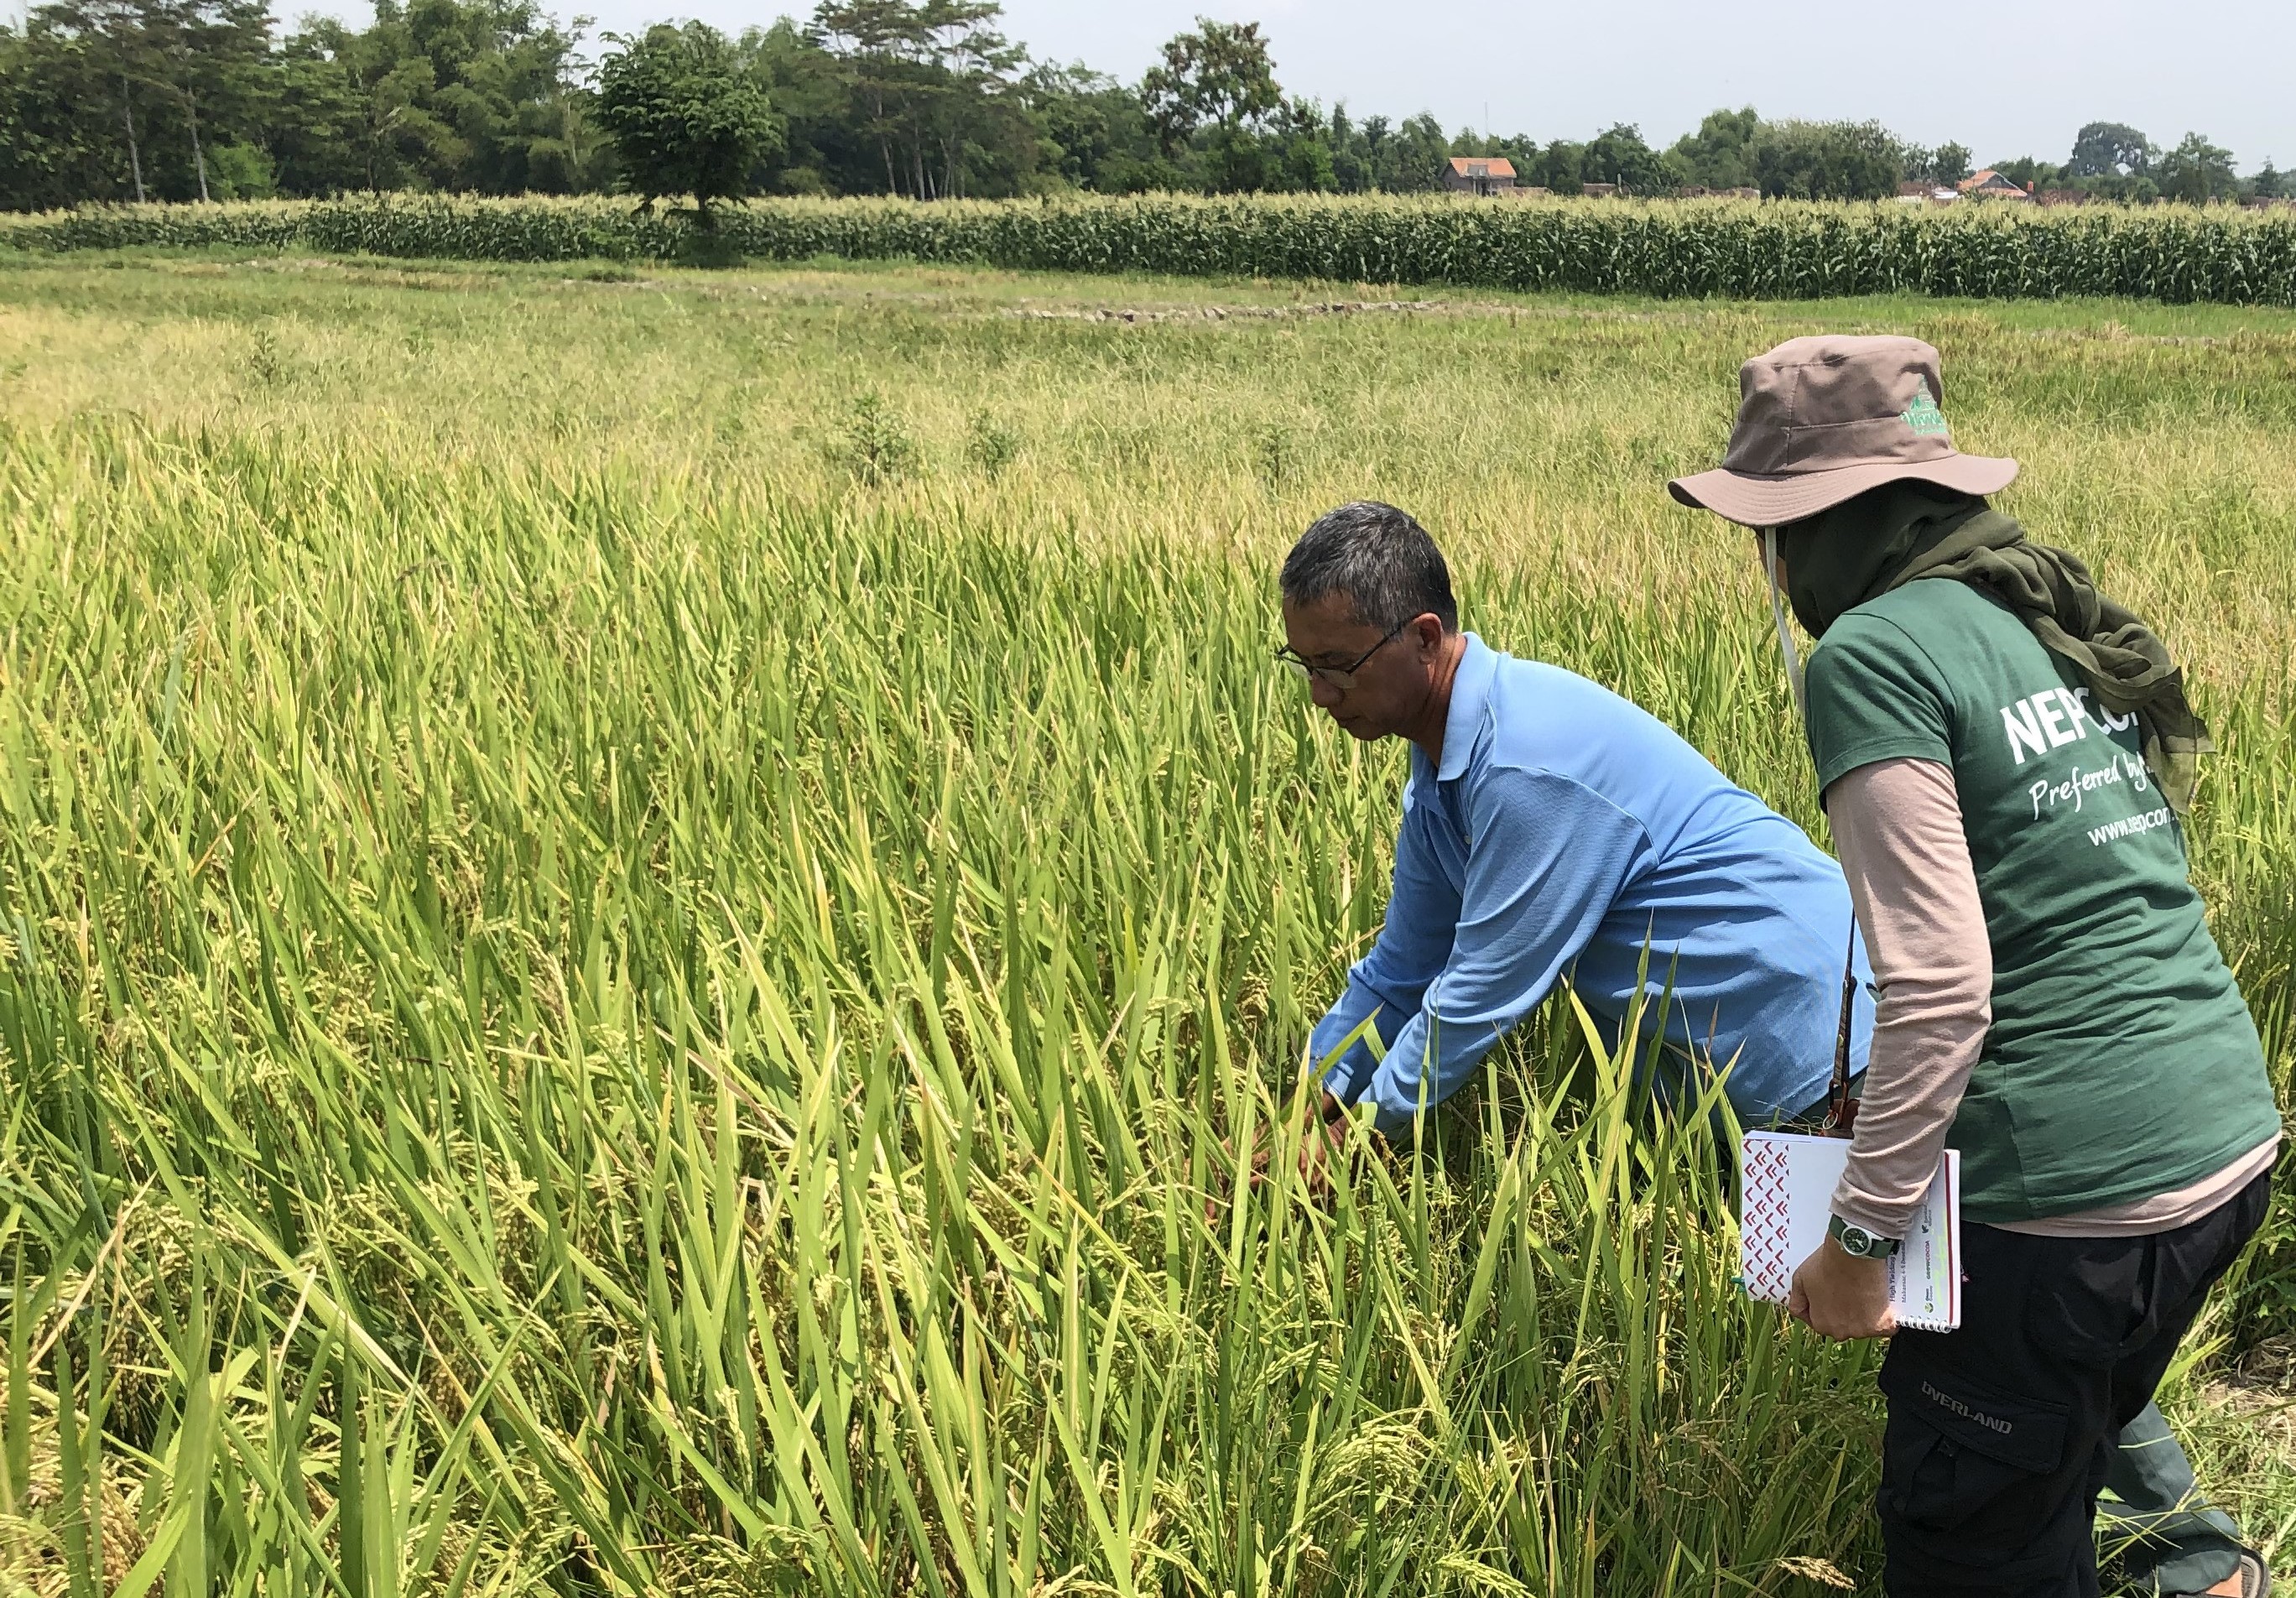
[1313,778,1460,1101]
[1804,612,1955,797]
[1825,757,1994,1239]
[1346,767,1647,1137]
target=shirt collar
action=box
[1429,632,1496,784]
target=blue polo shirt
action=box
[1314,633,1872,1134]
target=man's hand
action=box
[1786,1236,1898,1340]
[1210,1091,1351,1219]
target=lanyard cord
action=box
[1764,526,1809,725]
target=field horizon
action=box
[0,250,2288,1595]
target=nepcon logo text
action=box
[2000,686,2136,765]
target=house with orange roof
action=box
[1958,169,2033,200]
[1442,156,1519,197]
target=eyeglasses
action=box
[1273,617,1414,688]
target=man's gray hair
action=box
[1280,501,1459,633]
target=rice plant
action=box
[0,252,2287,1595]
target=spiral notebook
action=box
[1739,1130,1962,1332]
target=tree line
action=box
[1,0,2283,214]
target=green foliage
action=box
[2158,131,2241,206]
[595,20,781,221]
[1583,122,1664,193]
[803,2,1034,200]
[830,387,918,481]
[1665,107,1761,191]
[0,249,2289,1595]
[1749,119,1903,200]
[964,407,1018,476]
[16,190,2296,306]
[2070,121,2156,179]
[1139,17,1281,155]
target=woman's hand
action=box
[1786,1237,1898,1340]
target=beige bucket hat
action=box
[1668,335,2017,526]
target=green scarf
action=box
[1780,481,2211,815]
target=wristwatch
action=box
[1828,1214,1903,1258]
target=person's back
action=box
[1670,332,2283,1598]
[1814,576,2276,1220]
[1458,647,1865,1122]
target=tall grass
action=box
[7,192,2296,305]
[0,257,2287,1594]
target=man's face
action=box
[1280,591,1446,742]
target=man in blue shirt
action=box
[1279,501,1871,1157]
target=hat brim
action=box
[1667,453,2019,528]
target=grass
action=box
[0,251,2288,1595]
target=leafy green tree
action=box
[2156,131,2236,204]
[1753,119,1904,200]
[1532,139,1586,192]
[1584,122,1663,192]
[275,0,606,195]
[2069,121,2153,178]
[2249,162,2288,200]
[1374,112,1450,190]
[595,20,781,222]
[808,1,1033,198]
[1666,107,1758,190]
[1138,17,1285,191]
[0,20,126,207]
[1920,141,1972,185]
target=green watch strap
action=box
[1828,1213,1903,1258]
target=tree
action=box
[594,21,781,223]
[2156,131,2236,204]
[1138,17,1282,190]
[1667,107,1758,190]
[0,21,124,208]
[1752,119,1903,200]
[808,2,1032,199]
[1376,112,1450,190]
[1583,122,1663,192]
[2250,162,2288,201]
[2069,121,2153,179]
[1927,141,1971,185]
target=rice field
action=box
[0,249,2290,1596]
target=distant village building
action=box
[2034,189,2092,207]
[1896,181,1958,205]
[1442,157,1518,196]
[1958,169,2034,200]
[1580,182,1618,199]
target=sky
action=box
[64,0,2296,173]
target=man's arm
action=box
[1314,783,1460,1102]
[1351,768,1646,1137]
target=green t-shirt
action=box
[1804,578,2278,1223]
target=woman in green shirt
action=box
[1671,336,2280,1598]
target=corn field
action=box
[0,252,2289,1596]
[8,193,2296,305]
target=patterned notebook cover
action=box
[1740,1130,1960,1332]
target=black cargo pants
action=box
[1876,1169,2271,1598]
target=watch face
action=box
[1840,1226,1874,1256]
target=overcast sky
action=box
[217,0,2296,170]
